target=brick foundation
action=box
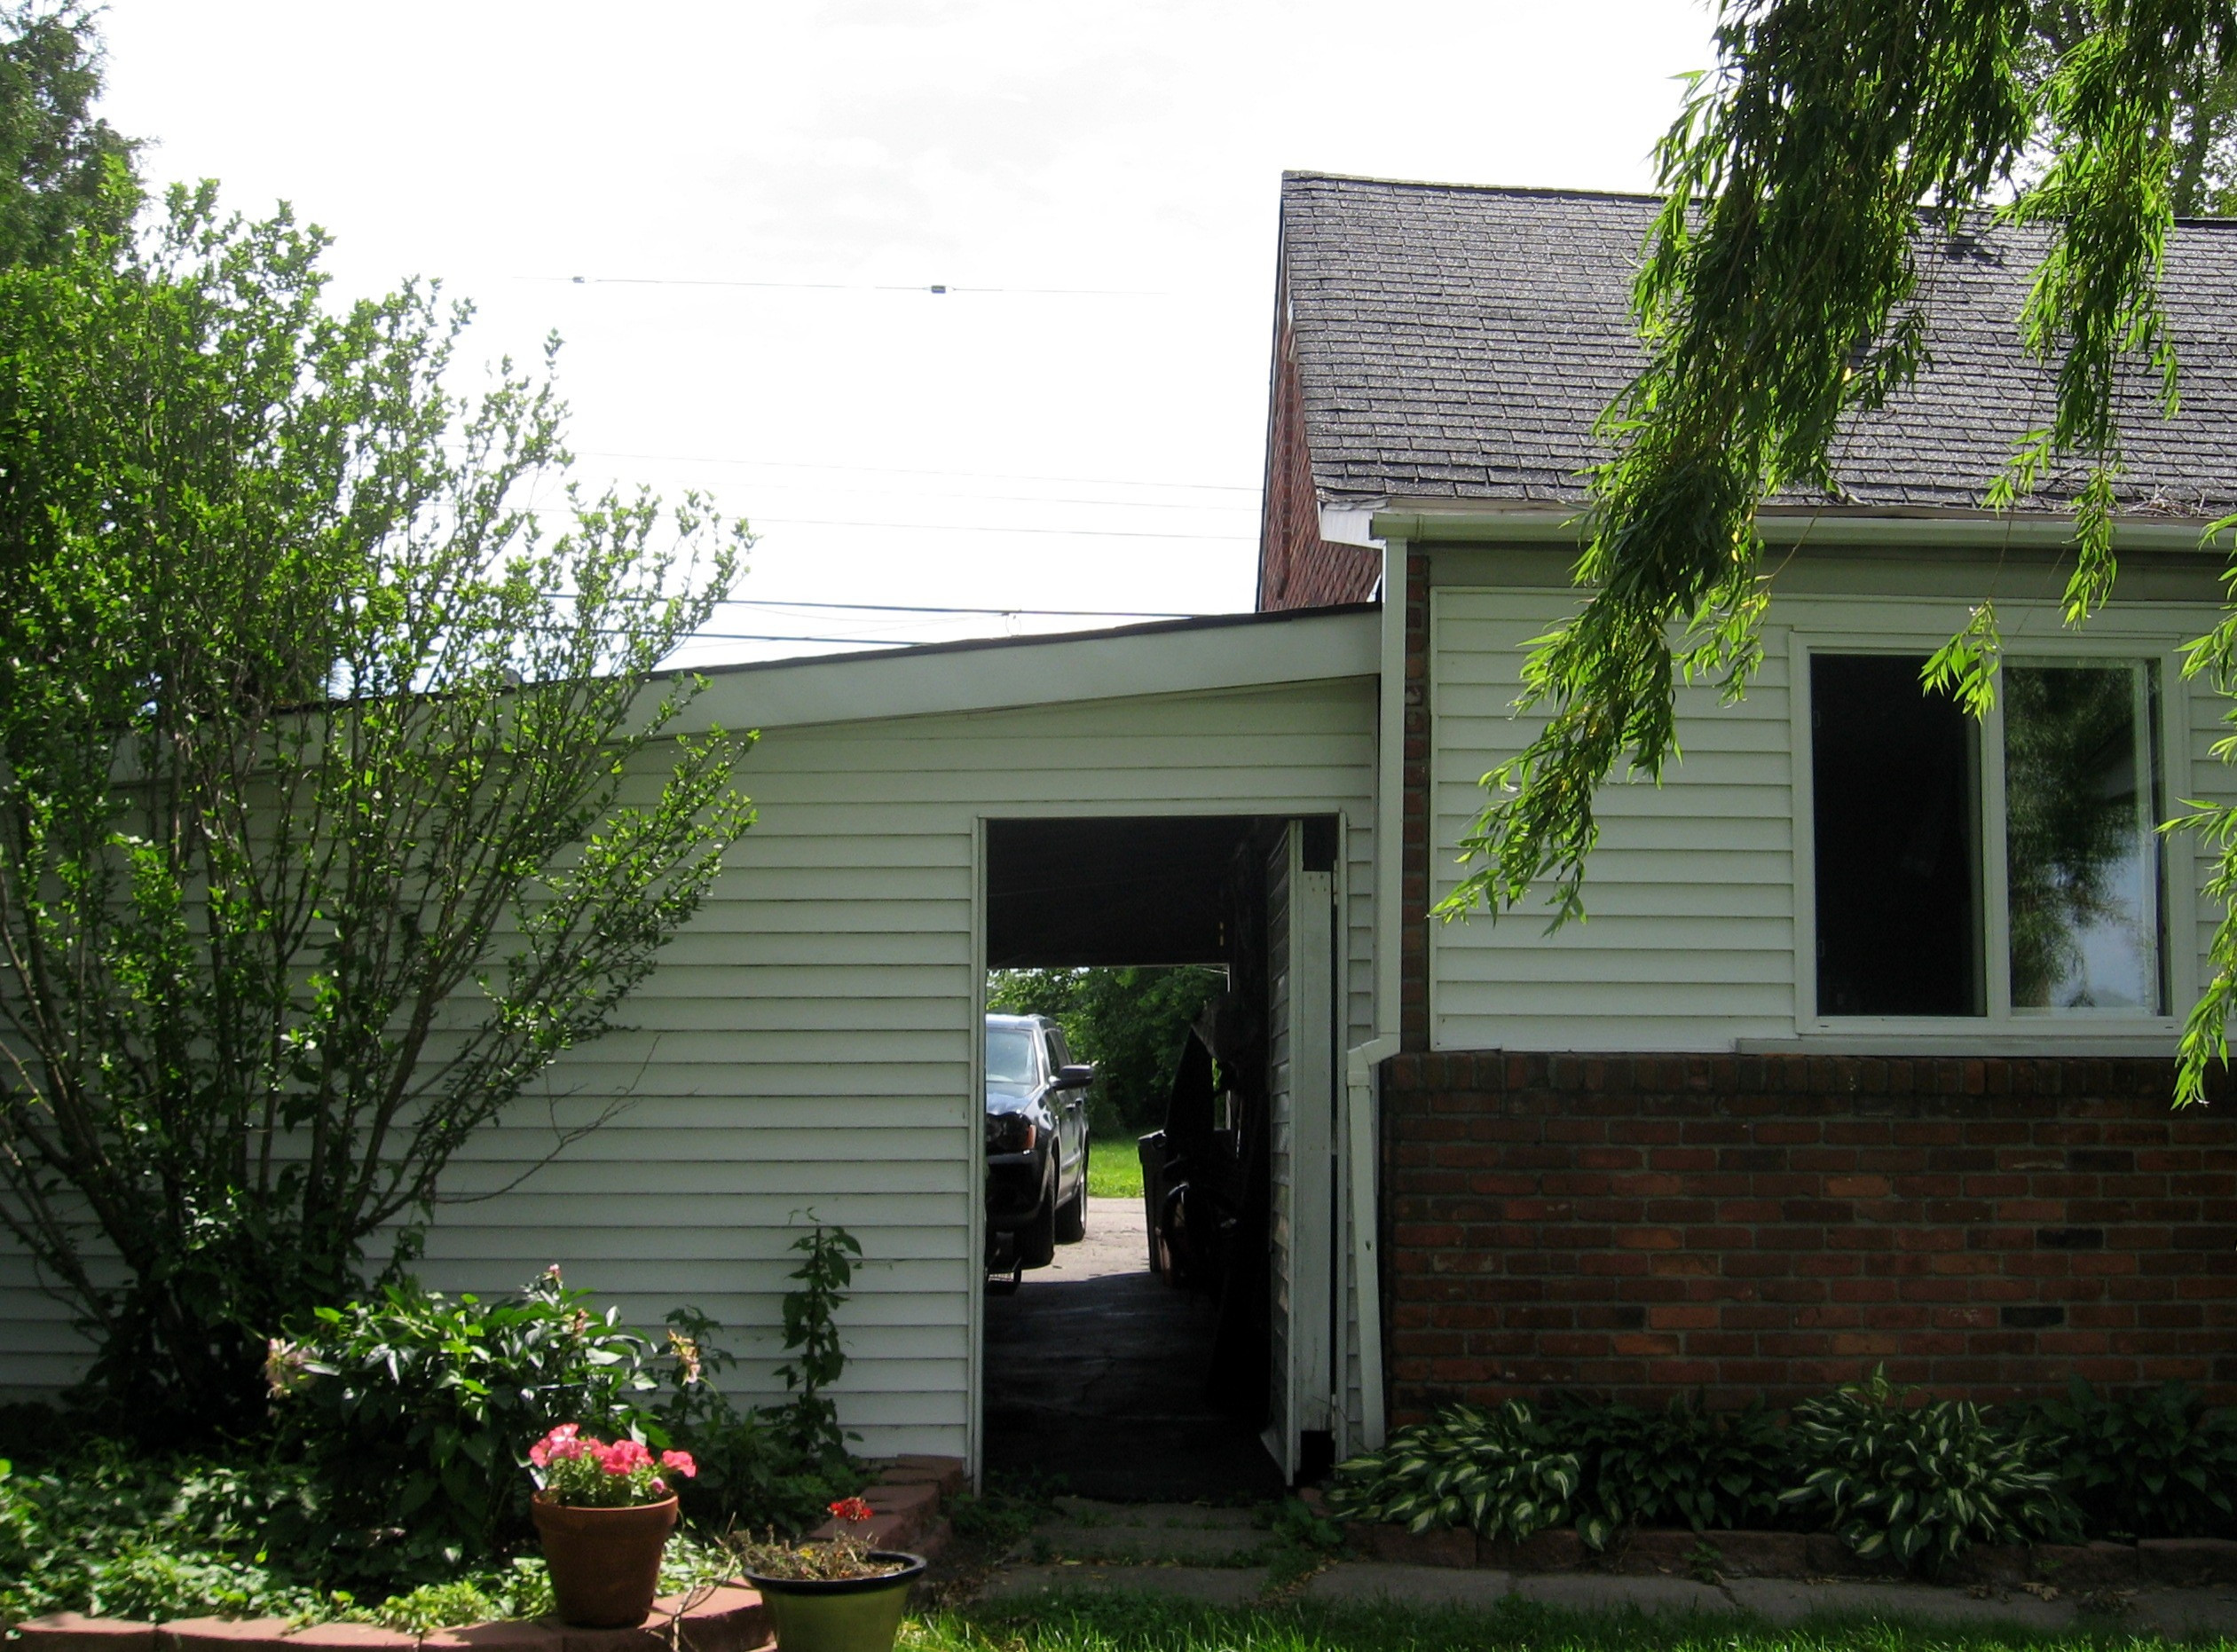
[1380,1052,2237,1420]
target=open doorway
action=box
[977,814,1339,1501]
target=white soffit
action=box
[678,607,1381,735]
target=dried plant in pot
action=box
[528,1424,700,1626]
[732,1499,924,1652]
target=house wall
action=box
[1378,538,2237,1411]
[1382,1050,2237,1416]
[0,668,1380,1465]
[1419,545,2236,1051]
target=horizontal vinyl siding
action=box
[1430,586,2225,1053]
[1431,588,1797,1050]
[1,674,1379,1459]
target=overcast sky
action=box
[97,2,1715,664]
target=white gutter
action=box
[1369,501,2225,551]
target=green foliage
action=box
[1327,1401,1580,1544]
[1783,1371,2077,1570]
[272,1244,866,1586]
[0,1445,330,1628]
[277,1269,672,1583]
[1430,0,2237,1104]
[1551,1394,1795,1546]
[2011,1378,2237,1539]
[988,967,1224,1133]
[0,180,753,1436]
[771,1221,864,1460]
[0,4,138,268]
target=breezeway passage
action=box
[982,1195,1282,1501]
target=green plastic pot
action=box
[743,1552,926,1652]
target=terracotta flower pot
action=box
[531,1491,680,1627]
[743,1552,926,1652]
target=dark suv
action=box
[984,1013,1092,1277]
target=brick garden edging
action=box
[9,1457,964,1652]
[1343,1520,2237,1588]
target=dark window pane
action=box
[2005,664,2161,1012]
[1813,654,1983,1016]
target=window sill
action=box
[1740,1028,2180,1057]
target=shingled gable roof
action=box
[1279,170,2237,517]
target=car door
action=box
[1044,1025,1086,1196]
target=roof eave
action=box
[1368,500,2227,551]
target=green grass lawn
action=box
[1087,1134,1145,1200]
[910,1593,2211,1652]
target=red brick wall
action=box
[1380,1051,2237,1419]
[1256,312,1378,612]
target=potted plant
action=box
[528,1423,699,1627]
[733,1499,924,1652]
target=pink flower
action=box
[599,1439,653,1475]
[530,1424,581,1468]
[659,1450,697,1479]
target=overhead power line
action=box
[525,506,1249,542]
[570,450,1258,495]
[712,599,1202,618]
[523,275,1167,298]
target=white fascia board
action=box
[1369,500,2225,551]
[1319,504,1385,549]
[671,609,1381,735]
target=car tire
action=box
[1020,1166,1059,1270]
[1054,1148,1086,1244]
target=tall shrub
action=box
[0,186,752,1436]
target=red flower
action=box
[829,1497,874,1523]
[659,1450,698,1479]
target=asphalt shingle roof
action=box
[1280,171,2237,516]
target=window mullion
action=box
[1981,688,2013,1022]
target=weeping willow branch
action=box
[1439,0,2237,1103]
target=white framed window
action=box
[1796,640,2179,1031]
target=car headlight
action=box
[985,1113,1036,1154]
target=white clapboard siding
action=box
[1431,586,2228,1053]
[0,667,1379,1465]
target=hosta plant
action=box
[1552,1393,1796,1546]
[2011,1380,2237,1540]
[1783,1369,2077,1571]
[1327,1400,1580,1543]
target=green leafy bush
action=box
[1327,1401,1580,1543]
[275,1266,671,1582]
[276,1263,866,1584]
[1783,1370,2077,1570]
[1552,1394,1796,1546]
[2010,1379,2237,1540]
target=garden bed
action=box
[8,1459,963,1652]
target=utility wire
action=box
[711,598,1202,618]
[571,449,1257,494]
[522,274,1167,298]
[525,506,1248,542]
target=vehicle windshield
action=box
[985,1025,1039,1085]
